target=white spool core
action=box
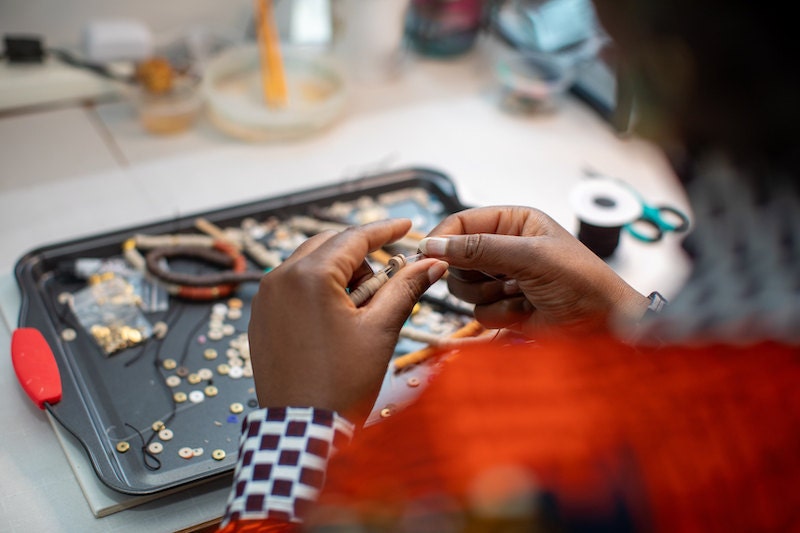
[569,179,642,227]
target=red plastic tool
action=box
[11,327,62,409]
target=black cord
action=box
[178,309,211,366]
[45,279,83,332]
[123,300,183,368]
[48,48,135,84]
[125,422,162,471]
[44,401,83,445]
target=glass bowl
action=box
[202,45,347,142]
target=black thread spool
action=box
[570,179,641,259]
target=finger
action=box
[420,233,540,279]
[279,230,338,266]
[447,267,497,283]
[426,206,554,238]
[447,275,509,305]
[348,259,375,289]
[473,295,534,330]
[366,258,449,332]
[310,219,413,286]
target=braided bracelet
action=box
[123,237,264,300]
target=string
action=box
[125,422,162,471]
[124,301,182,367]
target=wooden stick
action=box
[255,0,288,107]
[393,320,485,371]
[194,217,242,250]
[368,249,393,265]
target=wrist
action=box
[612,286,653,327]
[612,289,669,343]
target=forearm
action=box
[219,406,354,530]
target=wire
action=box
[125,422,162,471]
[178,308,211,366]
[123,294,190,367]
[48,48,135,84]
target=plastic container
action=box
[494,51,577,111]
[134,76,203,134]
[404,0,484,58]
[202,45,347,141]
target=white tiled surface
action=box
[0,106,121,192]
[0,42,692,532]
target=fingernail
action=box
[419,237,448,256]
[503,279,520,295]
[428,261,449,284]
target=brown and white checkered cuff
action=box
[221,406,354,526]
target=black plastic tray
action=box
[14,167,467,495]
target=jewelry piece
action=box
[393,320,486,371]
[349,254,413,306]
[178,447,194,459]
[123,237,263,301]
[211,449,226,461]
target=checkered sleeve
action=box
[220,406,355,528]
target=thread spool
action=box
[569,179,641,258]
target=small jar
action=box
[405,0,485,58]
[135,76,203,135]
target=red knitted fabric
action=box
[309,336,800,532]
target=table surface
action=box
[0,39,691,532]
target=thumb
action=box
[419,234,535,278]
[367,259,449,331]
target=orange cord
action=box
[393,320,485,371]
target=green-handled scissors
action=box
[583,168,691,243]
[625,200,691,242]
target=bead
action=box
[189,390,205,403]
[60,328,77,342]
[178,447,194,459]
[58,292,73,305]
[152,321,168,339]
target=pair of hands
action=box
[249,207,649,423]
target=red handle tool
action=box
[11,327,62,409]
